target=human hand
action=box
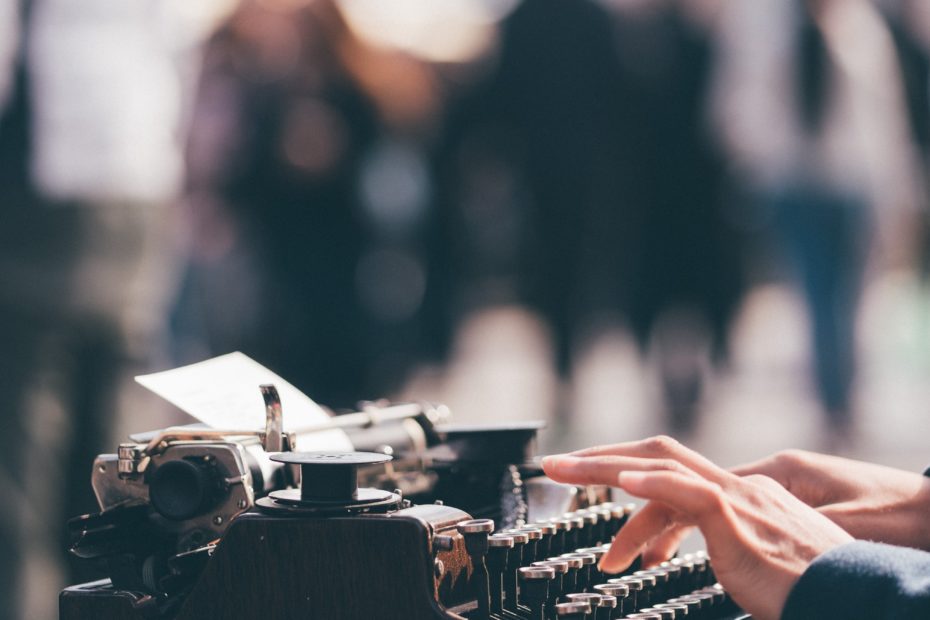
[542,437,853,620]
[732,449,930,551]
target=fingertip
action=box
[540,454,568,474]
[618,470,647,490]
[599,556,633,575]
[598,542,637,575]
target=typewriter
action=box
[60,387,749,620]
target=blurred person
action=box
[543,436,930,619]
[435,0,628,385]
[710,0,924,443]
[879,0,930,279]
[0,0,225,618]
[436,0,745,432]
[604,0,745,433]
[178,0,440,408]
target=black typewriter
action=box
[60,390,749,620]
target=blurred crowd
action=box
[3,0,930,618]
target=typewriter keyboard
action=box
[455,502,748,620]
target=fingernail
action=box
[540,454,564,468]
[599,558,630,575]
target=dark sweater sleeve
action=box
[781,541,930,619]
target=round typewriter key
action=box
[532,522,557,535]
[608,504,626,523]
[458,519,495,534]
[563,514,585,550]
[520,566,556,620]
[626,613,662,620]
[671,558,695,590]
[691,555,709,587]
[530,521,556,558]
[659,561,683,596]
[534,560,569,614]
[633,570,658,603]
[552,517,574,531]
[596,594,617,620]
[517,527,544,563]
[456,519,496,618]
[550,517,572,556]
[612,576,644,610]
[698,585,725,607]
[690,591,715,611]
[535,559,569,573]
[594,582,630,615]
[565,593,604,620]
[566,592,602,615]
[593,507,612,544]
[489,534,515,547]
[654,603,689,619]
[562,552,596,591]
[501,531,528,612]
[557,555,584,593]
[639,607,675,620]
[666,597,701,617]
[578,547,608,583]
[555,600,591,619]
[487,535,514,613]
[641,567,670,600]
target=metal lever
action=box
[260,384,284,453]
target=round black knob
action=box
[149,459,212,521]
[269,451,391,504]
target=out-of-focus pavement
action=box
[402,272,930,473]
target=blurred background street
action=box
[5,0,930,617]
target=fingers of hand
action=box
[641,524,693,568]
[617,469,736,545]
[541,453,694,487]
[601,501,677,573]
[568,435,729,482]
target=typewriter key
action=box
[578,547,608,583]
[457,519,495,620]
[596,593,617,620]
[638,607,675,620]
[611,576,643,611]
[562,552,596,591]
[653,603,689,619]
[550,518,573,556]
[665,596,701,617]
[555,600,592,619]
[593,506,612,545]
[488,535,514,613]
[633,571,657,602]
[579,511,599,547]
[530,521,556,559]
[699,584,726,607]
[517,526,544,564]
[534,559,568,616]
[564,515,585,550]
[566,593,602,619]
[519,565,555,620]
[504,531,529,612]
[594,583,630,616]
[659,562,683,597]
[558,555,584,594]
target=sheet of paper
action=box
[135,352,352,450]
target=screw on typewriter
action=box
[256,451,402,514]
